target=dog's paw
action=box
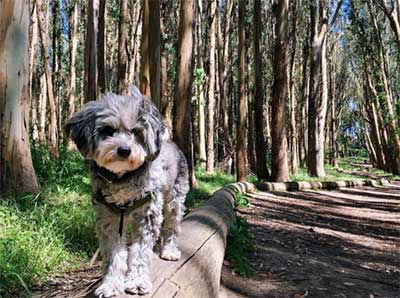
[125,275,152,295]
[95,280,124,298]
[160,245,181,261]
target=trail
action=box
[222,182,400,298]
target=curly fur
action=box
[66,86,189,297]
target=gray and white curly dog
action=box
[66,86,189,297]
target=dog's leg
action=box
[95,211,128,298]
[160,192,185,261]
[125,194,163,295]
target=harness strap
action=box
[92,190,154,237]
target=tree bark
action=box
[307,0,328,177]
[289,0,299,176]
[0,0,39,194]
[36,0,58,159]
[217,0,233,162]
[140,0,151,97]
[197,0,207,168]
[271,0,290,182]
[117,0,128,93]
[128,0,141,86]
[253,0,269,180]
[68,1,78,119]
[84,0,99,102]
[160,3,172,128]
[98,0,107,93]
[173,0,197,187]
[149,0,161,108]
[39,73,47,144]
[299,34,310,167]
[236,0,247,182]
[206,0,217,173]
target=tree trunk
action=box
[236,0,247,182]
[149,0,161,108]
[128,0,141,86]
[369,2,400,174]
[206,0,217,173]
[160,4,172,128]
[36,0,58,159]
[307,0,328,177]
[173,0,197,187]
[84,0,99,102]
[117,0,128,93]
[299,33,310,167]
[271,0,290,182]
[29,3,39,143]
[217,0,233,162]
[0,0,39,194]
[39,73,47,144]
[289,0,299,176]
[253,0,269,180]
[98,0,107,93]
[139,0,151,97]
[197,0,207,168]
[68,1,78,119]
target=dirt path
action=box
[222,182,400,298]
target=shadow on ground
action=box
[222,182,400,298]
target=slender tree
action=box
[98,0,107,93]
[307,0,328,177]
[139,0,151,97]
[36,0,58,159]
[84,0,99,102]
[173,0,197,187]
[0,0,39,194]
[117,0,128,93]
[149,0,161,108]
[206,0,217,173]
[271,0,290,182]
[237,0,247,182]
[253,0,269,180]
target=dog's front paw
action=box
[125,275,152,295]
[160,244,181,261]
[95,279,124,298]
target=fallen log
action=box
[116,182,254,298]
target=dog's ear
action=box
[140,99,170,161]
[65,102,100,157]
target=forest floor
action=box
[221,181,400,298]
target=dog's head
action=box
[66,86,169,174]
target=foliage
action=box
[185,167,236,209]
[235,193,249,208]
[0,147,96,297]
[225,217,255,278]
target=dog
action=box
[66,86,189,297]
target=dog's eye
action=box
[131,127,141,135]
[101,126,115,137]
[131,127,144,141]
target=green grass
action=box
[225,217,255,277]
[0,147,96,298]
[289,160,400,182]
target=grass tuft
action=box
[225,217,255,277]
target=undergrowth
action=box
[0,147,96,297]
[225,217,255,277]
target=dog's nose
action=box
[117,146,131,158]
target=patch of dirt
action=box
[33,264,102,298]
[222,182,400,298]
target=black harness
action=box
[91,163,153,237]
